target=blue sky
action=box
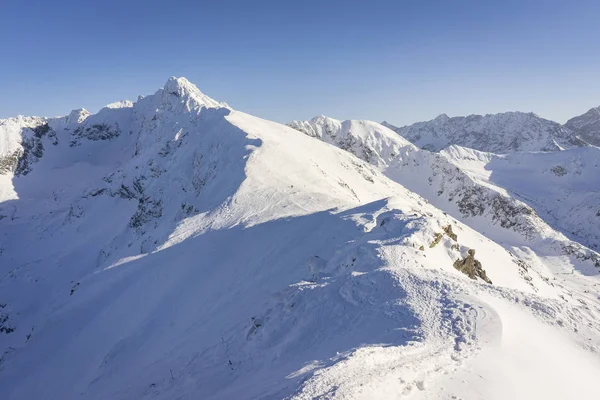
[2,0,600,125]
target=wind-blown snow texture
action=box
[1,79,600,400]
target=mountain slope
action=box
[564,105,600,146]
[383,112,588,153]
[289,116,600,254]
[441,145,600,251]
[1,80,600,400]
[287,116,412,169]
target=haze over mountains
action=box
[1,78,600,400]
[382,109,599,153]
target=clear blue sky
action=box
[2,0,600,126]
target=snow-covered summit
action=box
[66,108,91,124]
[288,115,413,168]
[103,100,134,110]
[564,105,600,147]
[384,111,588,153]
[0,77,229,182]
[160,76,227,111]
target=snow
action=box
[289,115,599,265]
[414,293,600,400]
[565,105,600,146]
[441,145,600,250]
[1,77,600,400]
[287,116,412,169]
[383,111,588,153]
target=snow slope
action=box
[441,145,600,251]
[564,105,600,147]
[1,79,600,400]
[383,112,588,153]
[289,116,599,261]
[287,116,412,169]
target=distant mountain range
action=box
[289,115,600,252]
[382,108,599,153]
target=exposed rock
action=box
[0,304,15,334]
[70,123,120,147]
[429,225,457,248]
[0,149,23,174]
[453,249,492,284]
[443,225,457,241]
[7,122,57,176]
[429,232,444,248]
[551,166,568,176]
[561,243,600,268]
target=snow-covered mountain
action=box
[440,145,600,249]
[382,112,588,153]
[1,80,600,400]
[564,105,600,147]
[289,116,599,251]
[287,116,412,169]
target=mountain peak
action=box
[160,76,227,110]
[309,114,338,124]
[288,116,413,168]
[163,76,197,94]
[564,105,600,146]
[66,108,91,125]
[103,100,134,110]
[434,113,450,122]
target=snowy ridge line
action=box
[1,77,599,399]
[288,115,600,264]
[382,111,590,153]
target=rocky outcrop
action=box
[430,225,457,248]
[69,123,120,147]
[453,249,492,284]
[0,121,56,176]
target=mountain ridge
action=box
[289,115,600,251]
[564,105,600,146]
[382,111,589,153]
[2,78,600,400]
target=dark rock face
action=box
[453,249,492,284]
[0,150,22,175]
[561,243,600,268]
[70,123,120,147]
[0,303,15,334]
[550,166,568,176]
[7,123,57,176]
